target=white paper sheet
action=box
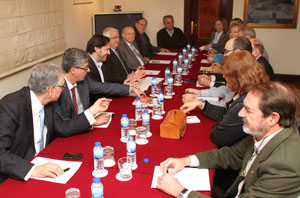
[143,70,160,75]
[31,157,82,184]
[139,77,164,91]
[201,59,209,63]
[157,52,178,56]
[149,60,171,64]
[93,112,114,128]
[187,116,201,124]
[151,166,210,191]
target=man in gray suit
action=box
[118,26,146,70]
[56,48,144,120]
[157,82,300,198]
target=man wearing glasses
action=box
[0,64,110,183]
[57,48,144,120]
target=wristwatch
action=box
[177,188,188,198]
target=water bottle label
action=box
[178,55,182,60]
[127,142,136,153]
[168,78,173,84]
[135,101,142,108]
[142,114,150,123]
[184,59,189,64]
[121,119,129,127]
[92,189,103,198]
[165,70,170,75]
[94,150,103,159]
[173,61,177,66]
[177,67,182,73]
[151,81,157,86]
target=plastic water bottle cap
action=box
[122,114,127,117]
[143,158,149,163]
[137,96,141,100]
[152,76,156,79]
[159,90,163,94]
[144,109,149,113]
[93,177,100,183]
[95,142,101,147]
[166,67,169,69]
[169,74,172,78]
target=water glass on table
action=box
[116,157,132,181]
[135,126,148,145]
[103,146,115,167]
[65,188,80,198]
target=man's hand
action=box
[160,157,191,175]
[211,62,223,73]
[157,174,185,197]
[144,57,150,62]
[130,86,146,97]
[203,44,212,51]
[32,162,64,178]
[90,98,112,114]
[136,66,145,71]
[182,93,196,104]
[160,48,170,52]
[180,100,203,113]
[197,74,212,87]
[94,113,110,126]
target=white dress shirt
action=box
[90,55,105,83]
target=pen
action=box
[64,167,70,172]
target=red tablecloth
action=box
[0,50,216,197]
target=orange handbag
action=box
[160,109,187,139]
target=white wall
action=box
[233,0,300,75]
[102,0,184,46]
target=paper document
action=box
[139,77,164,91]
[149,60,171,64]
[93,112,114,128]
[187,116,201,124]
[143,70,160,75]
[31,157,82,184]
[201,59,209,63]
[157,52,178,56]
[151,166,210,191]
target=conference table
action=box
[0,50,217,197]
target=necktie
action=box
[71,87,78,115]
[39,107,45,152]
[129,44,145,65]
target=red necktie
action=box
[71,87,78,115]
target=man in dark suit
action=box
[157,82,300,198]
[0,64,111,183]
[118,26,146,70]
[157,15,187,49]
[101,27,144,85]
[251,39,275,81]
[134,18,169,61]
[57,48,143,119]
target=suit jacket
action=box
[188,126,300,198]
[210,31,229,54]
[101,48,135,84]
[257,56,275,81]
[0,87,91,183]
[87,57,108,83]
[134,27,160,59]
[156,27,187,49]
[57,76,129,119]
[118,39,145,70]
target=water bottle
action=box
[178,53,183,65]
[172,58,178,74]
[121,114,129,142]
[168,74,174,94]
[151,76,158,96]
[187,43,191,52]
[182,48,187,58]
[142,109,150,136]
[175,65,182,85]
[164,67,170,82]
[94,142,104,174]
[91,177,103,198]
[135,97,142,121]
[191,46,196,56]
[127,136,137,170]
[157,90,165,114]
[183,58,189,75]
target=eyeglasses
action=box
[224,49,235,54]
[55,84,66,89]
[76,66,89,71]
